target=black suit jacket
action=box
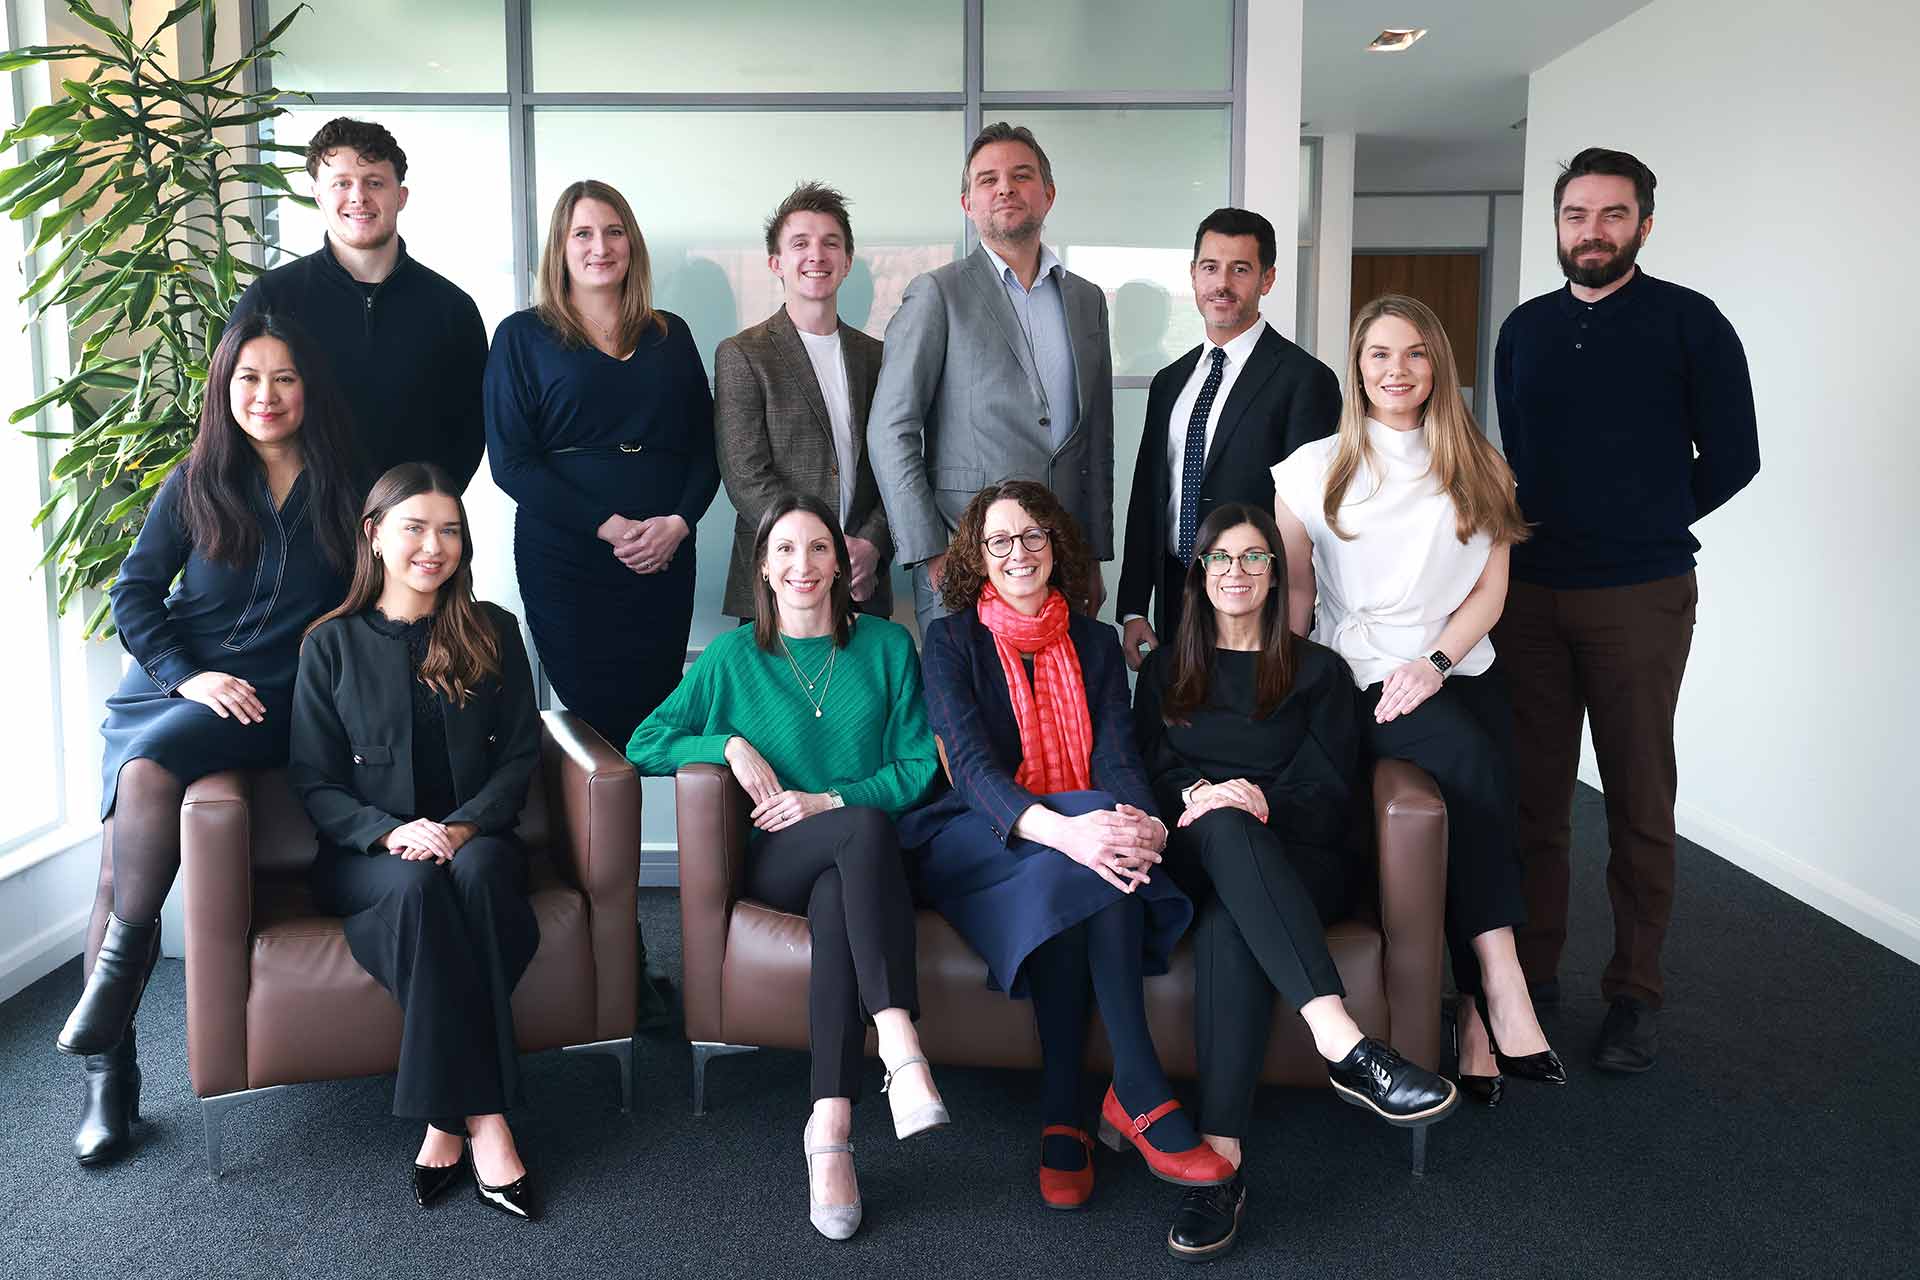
[1118,325,1341,637]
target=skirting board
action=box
[1578,765,1920,967]
[0,909,87,1005]
[640,843,680,889]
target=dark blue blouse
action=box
[482,307,719,540]
[110,468,347,695]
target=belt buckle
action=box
[618,442,642,454]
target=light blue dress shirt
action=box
[982,241,1079,452]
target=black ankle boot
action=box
[58,912,161,1057]
[75,1025,141,1166]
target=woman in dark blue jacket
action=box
[902,480,1232,1211]
[61,312,361,1165]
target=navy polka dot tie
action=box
[1176,347,1227,565]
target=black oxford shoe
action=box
[1592,996,1658,1073]
[1166,1171,1246,1263]
[1327,1038,1459,1126]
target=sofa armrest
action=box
[674,763,749,1044]
[1372,758,1448,1071]
[540,710,640,1041]
[180,770,254,1099]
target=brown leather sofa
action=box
[675,759,1449,1172]
[175,710,640,1176]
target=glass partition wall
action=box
[255,0,1245,663]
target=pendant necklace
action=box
[780,638,837,718]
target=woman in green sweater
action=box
[627,493,946,1241]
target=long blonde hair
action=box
[535,178,668,353]
[1323,293,1529,545]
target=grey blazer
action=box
[713,308,891,619]
[866,245,1114,567]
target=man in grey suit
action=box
[868,121,1114,632]
[715,182,892,620]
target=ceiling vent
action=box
[1366,28,1427,52]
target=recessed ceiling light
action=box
[1366,28,1427,52]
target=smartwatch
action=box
[1426,650,1454,678]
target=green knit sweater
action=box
[625,616,939,819]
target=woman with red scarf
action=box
[900,480,1232,1211]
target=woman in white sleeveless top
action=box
[1272,294,1563,1108]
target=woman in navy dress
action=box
[901,479,1233,1211]
[483,179,719,753]
[60,311,361,1165]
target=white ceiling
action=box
[1303,1,1655,173]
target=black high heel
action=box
[1444,997,1503,1108]
[468,1139,537,1220]
[1476,993,1568,1085]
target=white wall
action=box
[1310,131,1355,364]
[1245,0,1305,338]
[1523,0,1920,962]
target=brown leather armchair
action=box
[675,759,1449,1172]
[177,710,640,1176]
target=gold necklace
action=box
[780,638,837,718]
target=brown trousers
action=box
[1493,572,1696,1008]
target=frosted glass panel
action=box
[1015,108,1230,370]
[267,0,504,92]
[530,0,961,92]
[984,0,1231,92]
[534,109,962,649]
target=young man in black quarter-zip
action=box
[231,117,488,493]
[1493,147,1760,1075]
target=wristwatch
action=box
[826,789,845,809]
[1426,650,1454,678]
[1180,779,1210,807]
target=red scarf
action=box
[977,585,1092,796]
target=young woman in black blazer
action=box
[290,463,543,1220]
[1133,503,1455,1262]
[60,312,361,1167]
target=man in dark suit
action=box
[1118,208,1342,669]
[715,182,891,620]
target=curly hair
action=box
[939,479,1096,615]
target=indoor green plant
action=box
[1,0,306,634]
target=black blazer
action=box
[897,604,1155,851]
[1118,325,1341,637]
[289,603,542,853]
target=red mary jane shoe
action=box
[1095,1085,1234,1187]
[1037,1125,1095,1210]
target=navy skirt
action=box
[913,790,1193,997]
[97,665,293,819]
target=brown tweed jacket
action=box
[714,307,892,619]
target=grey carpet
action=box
[2,785,1916,1278]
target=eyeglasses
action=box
[1199,550,1274,576]
[982,528,1052,558]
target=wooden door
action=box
[1350,253,1483,387]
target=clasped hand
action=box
[1177,778,1269,827]
[1056,804,1165,895]
[383,819,473,862]
[598,513,689,575]
[726,735,832,832]
[178,671,266,724]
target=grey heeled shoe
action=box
[881,1054,950,1140]
[803,1120,862,1240]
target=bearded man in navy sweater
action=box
[231,118,488,492]
[1493,147,1759,1075]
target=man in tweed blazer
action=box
[716,183,892,620]
[868,122,1114,633]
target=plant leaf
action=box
[1,98,80,145]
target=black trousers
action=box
[1174,808,1351,1138]
[1362,667,1525,999]
[748,806,919,1103]
[312,835,540,1124]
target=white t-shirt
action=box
[1271,419,1495,689]
[796,327,857,523]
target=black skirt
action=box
[97,667,295,818]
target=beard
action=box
[987,206,1044,245]
[1557,232,1642,288]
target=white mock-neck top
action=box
[1271,418,1495,688]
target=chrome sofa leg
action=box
[199,1085,290,1179]
[563,1036,638,1112]
[689,1041,757,1116]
